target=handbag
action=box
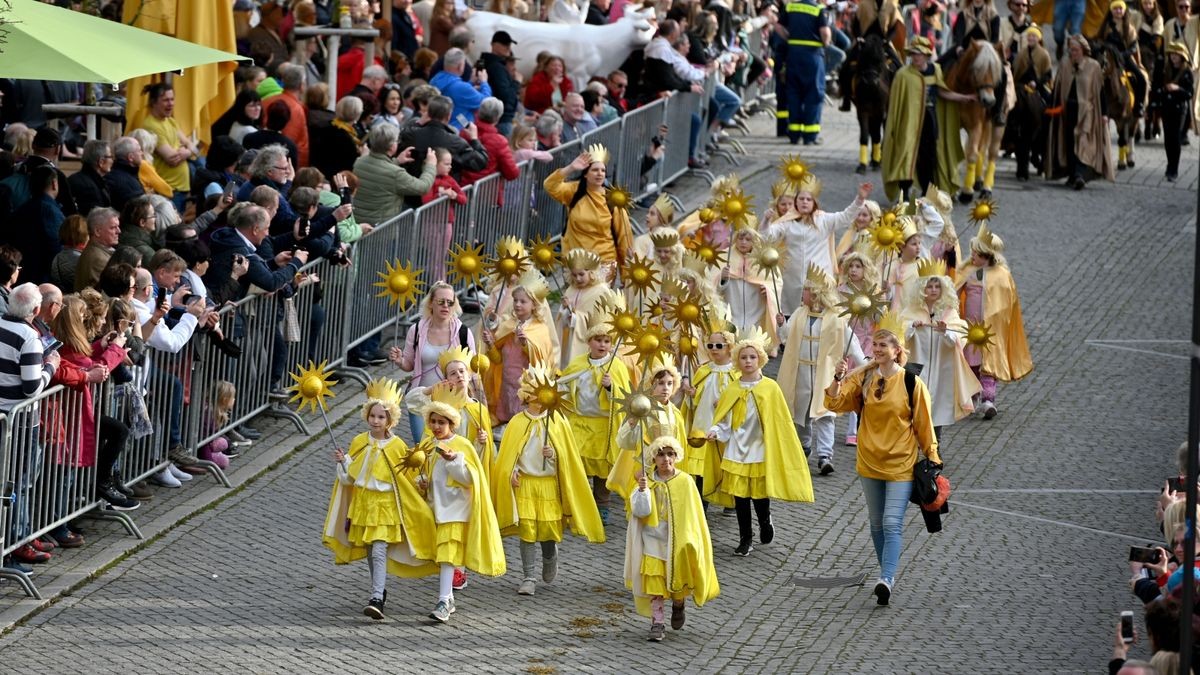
[911,457,951,533]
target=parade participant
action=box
[835,199,881,259]
[1094,0,1148,120]
[1008,26,1053,182]
[560,311,632,523]
[882,36,975,203]
[825,325,940,606]
[777,266,867,476]
[558,249,611,368]
[406,347,495,478]
[632,195,678,258]
[480,238,561,366]
[481,273,555,427]
[837,0,904,112]
[722,227,782,352]
[780,0,832,145]
[947,0,1001,64]
[900,263,981,438]
[886,216,939,311]
[677,174,738,250]
[923,186,960,279]
[707,328,814,556]
[611,361,689,500]
[998,0,1035,62]
[625,437,720,642]
[955,224,1033,419]
[764,175,872,315]
[543,146,634,279]
[680,320,738,508]
[640,228,687,312]
[1163,0,1200,137]
[493,367,605,596]
[836,250,882,446]
[1162,43,1195,181]
[420,382,506,623]
[1044,35,1115,190]
[902,0,950,55]
[1131,0,1165,140]
[323,386,438,621]
[758,180,797,232]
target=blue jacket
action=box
[430,70,492,130]
[204,226,301,303]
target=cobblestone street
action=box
[0,101,1191,673]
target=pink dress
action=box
[961,281,985,367]
[496,338,527,424]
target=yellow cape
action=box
[321,433,439,578]
[422,399,495,482]
[428,434,507,577]
[684,364,738,508]
[956,263,1034,382]
[882,63,964,202]
[560,353,633,472]
[607,402,689,501]
[711,378,814,503]
[624,471,720,616]
[492,411,606,543]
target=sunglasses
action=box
[706,343,727,350]
[433,298,455,307]
[874,377,887,401]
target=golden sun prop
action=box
[965,320,996,351]
[374,259,424,310]
[665,293,705,332]
[969,198,997,227]
[522,369,575,421]
[622,253,660,296]
[869,216,905,257]
[606,185,633,211]
[685,231,727,271]
[716,187,755,230]
[447,242,485,287]
[287,360,337,413]
[628,323,674,371]
[528,235,560,275]
[751,238,786,279]
[778,154,810,190]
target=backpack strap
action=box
[458,323,470,348]
[904,370,916,420]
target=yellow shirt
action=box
[139,160,174,197]
[824,366,940,480]
[543,169,633,264]
[140,114,190,192]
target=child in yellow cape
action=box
[323,390,438,622]
[955,223,1033,419]
[707,328,814,557]
[419,382,506,623]
[680,323,738,509]
[481,272,555,426]
[608,360,689,501]
[492,367,605,596]
[560,313,632,524]
[625,437,720,643]
[558,248,611,369]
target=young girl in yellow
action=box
[481,273,555,427]
[632,195,678,258]
[560,314,632,524]
[492,367,605,596]
[680,324,738,507]
[323,390,438,621]
[609,361,688,501]
[481,237,561,364]
[722,227,782,354]
[558,249,611,369]
[420,382,506,623]
[707,329,814,556]
[625,437,719,642]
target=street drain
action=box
[789,572,868,588]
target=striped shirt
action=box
[0,315,55,413]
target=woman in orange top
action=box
[542,148,633,282]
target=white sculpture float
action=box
[547,0,589,24]
[465,4,657,90]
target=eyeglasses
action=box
[433,298,455,307]
[706,343,726,350]
[874,377,887,400]
[272,165,289,172]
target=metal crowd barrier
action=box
[617,98,667,201]
[527,139,582,241]
[345,209,415,356]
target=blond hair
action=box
[419,281,462,319]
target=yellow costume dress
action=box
[425,434,506,576]
[543,170,634,266]
[608,403,688,500]
[482,281,561,367]
[624,470,720,616]
[492,410,606,543]
[483,316,554,424]
[683,362,737,507]
[322,432,439,577]
[955,262,1033,382]
[710,378,814,502]
[560,353,632,478]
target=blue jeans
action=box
[407,412,425,445]
[350,332,382,362]
[709,83,742,125]
[1053,0,1086,45]
[859,476,913,583]
[10,431,45,543]
[688,111,702,159]
[168,372,183,447]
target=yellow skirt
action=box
[516,474,564,543]
[720,458,768,499]
[572,414,615,478]
[639,555,685,600]
[346,487,404,545]
[436,521,467,566]
[678,441,705,477]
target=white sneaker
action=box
[167,464,193,481]
[152,468,182,488]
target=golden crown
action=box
[876,309,905,336]
[586,143,610,166]
[427,379,468,412]
[495,235,527,258]
[516,270,551,302]
[805,262,834,291]
[916,258,948,278]
[563,248,601,272]
[653,194,676,224]
[437,346,473,375]
[648,227,681,250]
[364,377,401,407]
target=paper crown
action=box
[876,309,904,336]
[424,380,468,426]
[797,173,822,198]
[659,275,689,300]
[648,227,681,250]
[733,325,771,362]
[680,250,708,277]
[653,194,676,225]
[805,263,834,291]
[645,357,681,394]
[437,345,473,375]
[586,143,610,166]
[704,313,737,336]
[898,216,919,242]
[972,222,1004,256]
[496,235,527,258]
[563,248,601,272]
[515,270,551,302]
[916,257,947,278]
[923,183,953,215]
[583,306,614,339]
[710,173,740,198]
[771,179,796,200]
[364,377,401,407]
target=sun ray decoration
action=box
[697,203,719,225]
[627,323,674,371]
[613,384,665,473]
[606,306,641,343]
[486,242,530,283]
[968,198,997,228]
[374,259,424,310]
[777,154,810,191]
[522,368,575,422]
[665,291,705,333]
[621,253,659,313]
[528,235,560,275]
[684,231,728,271]
[606,184,633,212]
[287,360,337,413]
[868,214,906,257]
[836,282,890,357]
[446,242,485,287]
[965,320,996,351]
[715,186,755,230]
[751,236,787,311]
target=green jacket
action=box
[351,152,435,226]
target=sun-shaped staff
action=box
[685,231,727,271]
[614,386,663,428]
[627,323,674,371]
[965,320,996,351]
[374,259,424,310]
[447,242,485,287]
[486,241,530,282]
[750,237,786,280]
[715,187,755,230]
[622,253,659,297]
[778,154,810,190]
[470,353,491,374]
[521,368,575,421]
[528,234,559,275]
[606,306,641,343]
[837,281,889,324]
[606,184,633,211]
[665,291,705,332]
[968,198,997,227]
[287,360,337,413]
[868,216,906,257]
[697,203,719,225]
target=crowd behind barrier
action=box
[0,73,722,600]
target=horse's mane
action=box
[969,41,1003,83]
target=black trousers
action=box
[899,107,939,200]
[97,415,129,481]
[1164,105,1187,175]
[734,496,771,542]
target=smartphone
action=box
[1169,476,1187,492]
[339,186,352,205]
[182,294,201,306]
[222,181,237,200]
[156,287,167,305]
[456,113,470,128]
[1129,546,1162,564]
[1120,611,1134,643]
[42,339,62,357]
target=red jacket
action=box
[262,91,311,167]
[337,46,384,100]
[44,341,126,468]
[423,174,467,223]
[523,70,574,114]
[460,121,521,193]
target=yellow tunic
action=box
[608,403,689,500]
[424,434,506,576]
[560,353,632,478]
[823,366,941,481]
[624,470,720,616]
[543,169,634,265]
[421,399,495,485]
[139,114,190,192]
[321,432,439,578]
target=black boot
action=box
[754,498,774,544]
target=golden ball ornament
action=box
[632,267,650,285]
[760,248,780,267]
[698,207,717,224]
[968,326,988,344]
[536,389,558,407]
[498,258,518,276]
[679,303,700,323]
[388,274,411,295]
[679,335,698,356]
[880,212,897,227]
[470,354,491,373]
[637,333,660,352]
[725,198,745,216]
[405,449,427,469]
[615,314,637,333]
[629,394,653,418]
[299,376,326,399]
[876,227,897,246]
[687,431,708,448]
[850,295,873,314]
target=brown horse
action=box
[848,34,893,174]
[1099,45,1139,170]
[946,39,1007,203]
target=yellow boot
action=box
[973,155,985,189]
[871,143,882,165]
[858,145,869,171]
[984,161,997,191]
[961,163,977,201]
[1117,145,1128,170]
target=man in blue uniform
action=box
[780,0,831,145]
